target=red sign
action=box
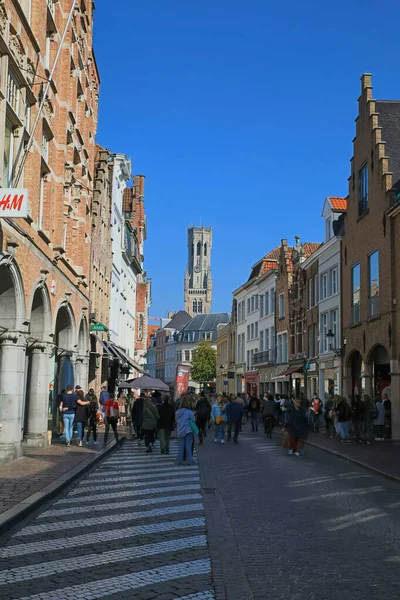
[175,364,191,399]
[245,372,259,384]
[0,189,28,218]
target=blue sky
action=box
[94,0,400,318]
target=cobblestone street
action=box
[1,428,400,600]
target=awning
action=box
[106,341,145,374]
[284,366,303,376]
[90,333,112,356]
[272,366,289,381]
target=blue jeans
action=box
[339,421,349,440]
[77,422,85,441]
[177,433,194,465]
[251,413,259,431]
[217,423,225,442]
[63,413,75,442]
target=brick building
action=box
[342,74,400,438]
[88,145,112,392]
[0,1,99,461]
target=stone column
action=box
[23,343,53,448]
[0,334,27,462]
[75,355,89,390]
[390,359,400,440]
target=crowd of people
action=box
[56,383,392,465]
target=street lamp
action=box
[326,329,344,357]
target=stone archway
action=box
[53,304,76,433]
[75,316,89,390]
[367,344,391,398]
[0,260,27,461]
[346,350,364,400]
[23,286,52,447]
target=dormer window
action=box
[325,217,332,241]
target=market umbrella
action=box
[118,375,169,392]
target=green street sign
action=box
[90,323,106,332]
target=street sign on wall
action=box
[90,323,106,332]
[0,189,28,218]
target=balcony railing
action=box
[351,302,360,325]
[252,350,274,366]
[369,295,380,318]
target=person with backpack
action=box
[157,395,175,454]
[310,394,322,433]
[141,395,159,453]
[176,397,196,465]
[248,395,260,432]
[195,394,211,446]
[102,395,120,446]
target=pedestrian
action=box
[132,393,144,444]
[117,393,127,426]
[157,395,175,454]
[86,388,100,445]
[374,396,385,440]
[351,394,363,442]
[57,389,66,436]
[142,394,159,453]
[75,389,90,447]
[310,394,322,432]
[226,397,243,443]
[176,397,196,466]
[324,396,335,438]
[248,395,260,432]
[286,398,308,456]
[261,394,276,433]
[211,395,226,444]
[99,385,110,406]
[195,393,211,446]
[382,392,392,439]
[363,393,374,444]
[281,395,292,429]
[335,396,352,442]
[274,394,281,424]
[59,385,78,446]
[102,395,120,445]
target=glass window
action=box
[278,293,284,318]
[247,350,250,371]
[320,313,328,352]
[330,309,338,348]
[320,273,328,300]
[247,325,250,341]
[260,330,264,351]
[251,296,255,312]
[313,274,318,305]
[283,333,288,363]
[3,120,14,187]
[247,298,250,314]
[198,300,203,313]
[260,294,264,318]
[251,323,254,339]
[255,295,259,311]
[7,71,19,114]
[369,250,379,317]
[255,322,258,338]
[308,278,313,309]
[351,263,361,324]
[308,325,313,357]
[192,300,197,314]
[358,162,368,215]
[265,291,269,315]
[184,350,190,362]
[331,267,338,295]
[265,329,269,351]
[325,217,332,241]
[270,289,275,313]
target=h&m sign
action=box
[0,190,28,218]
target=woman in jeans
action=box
[211,395,226,444]
[176,397,196,465]
[75,390,90,447]
[86,388,100,445]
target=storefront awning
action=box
[284,366,303,376]
[91,333,112,357]
[106,342,145,374]
[272,365,289,381]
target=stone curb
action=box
[0,438,124,536]
[273,431,400,485]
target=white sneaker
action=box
[79,440,82,447]
[374,437,381,441]
[220,439,225,444]
[288,449,293,455]
[294,452,300,456]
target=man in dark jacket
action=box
[131,393,144,445]
[226,398,243,443]
[195,395,211,446]
[286,398,308,455]
[157,396,175,454]
[249,396,260,432]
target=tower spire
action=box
[184,224,212,317]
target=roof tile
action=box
[329,197,347,211]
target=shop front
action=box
[272,365,289,396]
[245,371,259,397]
[305,361,319,400]
[319,358,340,400]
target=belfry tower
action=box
[184,225,212,317]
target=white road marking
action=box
[56,483,201,504]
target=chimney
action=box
[281,238,288,247]
[168,311,173,319]
[295,236,300,246]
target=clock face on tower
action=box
[194,265,201,273]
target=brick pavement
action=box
[0,429,119,516]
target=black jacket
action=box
[131,397,144,426]
[157,402,175,430]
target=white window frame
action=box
[320,272,328,301]
[308,278,313,309]
[250,323,254,339]
[260,294,264,318]
[265,291,269,315]
[247,325,250,341]
[255,322,258,338]
[7,71,20,115]
[330,309,338,348]
[278,293,284,318]
[331,267,338,296]
[320,313,328,353]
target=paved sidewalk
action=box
[276,428,400,482]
